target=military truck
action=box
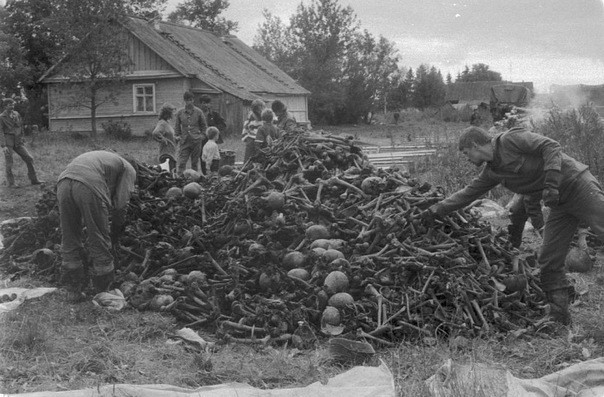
[489,84,531,121]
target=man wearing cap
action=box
[271,100,298,134]
[174,91,207,175]
[57,150,137,297]
[199,95,226,144]
[0,98,43,187]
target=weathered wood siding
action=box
[258,95,309,124]
[129,34,174,71]
[48,77,188,135]
[274,95,308,123]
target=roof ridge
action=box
[222,38,293,89]
[160,31,246,90]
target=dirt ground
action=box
[0,183,45,221]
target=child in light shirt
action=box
[201,127,221,174]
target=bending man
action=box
[425,126,604,325]
[57,150,137,295]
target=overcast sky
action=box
[167,1,600,92]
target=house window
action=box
[133,84,155,112]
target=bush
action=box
[102,119,132,141]
[533,106,604,181]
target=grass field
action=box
[2,119,604,396]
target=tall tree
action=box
[412,65,445,109]
[0,7,33,97]
[456,63,502,82]
[289,0,358,124]
[252,10,292,68]
[342,31,400,119]
[50,20,132,137]
[168,0,237,35]
[44,0,136,137]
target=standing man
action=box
[424,126,604,326]
[470,106,481,126]
[0,98,43,187]
[271,100,298,134]
[175,91,207,175]
[57,151,137,296]
[199,94,227,144]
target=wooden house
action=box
[39,17,310,136]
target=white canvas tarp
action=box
[427,357,604,397]
[1,363,395,397]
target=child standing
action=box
[202,126,221,174]
[255,109,280,152]
[152,103,177,172]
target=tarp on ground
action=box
[427,357,604,397]
[1,363,395,397]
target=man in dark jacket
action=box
[425,126,604,325]
[199,94,226,144]
[0,98,43,187]
[271,100,298,134]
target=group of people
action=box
[151,91,299,175]
[241,98,298,162]
[151,91,226,176]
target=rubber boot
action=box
[60,267,88,302]
[546,288,572,325]
[92,271,115,293]
[507,223,524,249]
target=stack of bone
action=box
[0,131,548,346]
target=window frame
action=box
[132,83,156,113]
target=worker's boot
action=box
[91,271,115,293]
[507,224,524,249]
[60,267,88,302]
[546,288,572,326]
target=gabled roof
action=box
[41,16,310,101]
[126,17,309,100]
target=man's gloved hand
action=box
[421,205,441,225]
[543,169,562,207]
[542,187,560,207]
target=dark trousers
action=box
[539,171,604,291]
[3,134,38,185]
[57,179,114,276]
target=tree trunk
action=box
[90,88,97,139]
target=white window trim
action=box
[132,83,156,113]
